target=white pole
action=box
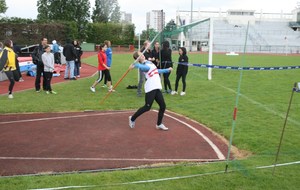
[208,18,213,80]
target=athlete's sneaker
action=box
[129,116,135,128]
[156,124,169,131]
[90,87,96,93]
[51,91,57,94]
[8,94,13,99]
[46,91,50,94]
[171,91,178,95]
[102,84,107,88]
[180,91,186,96]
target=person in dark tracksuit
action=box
[160,41,173,93]
[32,37,48,92]
[171,47,189,96]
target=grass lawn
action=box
[0,52,300,190]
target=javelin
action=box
[99,32,162,105]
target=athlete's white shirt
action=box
[144,62,162,93]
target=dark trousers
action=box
[104,70,112,85]
[131,89,166,125]
[74,61,80,76]
[4,70,20,94]
[44,71,53,91]
[174,72,187,92]
[35,63,46,91]
[163,72,172,91]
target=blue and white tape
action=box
[175,62,300,71]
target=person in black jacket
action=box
[171,47,188,96]
[137,40,153,97]
[63,39,77,80]
[151,41,160,68]
[160,41,173,93]
[72,40,83,78]
[31,37,48,92]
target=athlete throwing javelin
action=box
[128,51,172,131]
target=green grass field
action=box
[1,52,300,189]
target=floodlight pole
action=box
[208,18,213,80]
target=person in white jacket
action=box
[42,45,57,94]
[128,51,172,131]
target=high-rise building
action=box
[121,12,132,24]
[146,10,165,32]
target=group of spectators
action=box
[137,40,189,97]
[31,37,83,94]
[0,37,83,98]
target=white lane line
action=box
[27,160,300,190]
[0,157,222,162]
[159,111,226,160]
[216,82,300,126]
[0,111,133,125]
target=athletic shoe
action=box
[51,91,57,94]
[90,87,95,93]
[46,91,50,94]
[36,90,41,93]
[108,89,115,92]
[129,116,135,128]
[102,84,107,88]
[171,91,178,95]
[156,124,169,131]
[180,92,186,96]
[8,94,13,99]
[19,78,24,82]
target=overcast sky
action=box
[3,0,299,33]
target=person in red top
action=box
[90,43,113,92]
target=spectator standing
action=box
[152,41,160,68]
[0,39,20,98]
[137,40,153,97]
[73,40,82,78]
[160,41,173,93]
[32,37,48,92]
[63,39,77,80]
[171,47,188,96]
[42,45,57,94]
[103,40,113,88]
[52,40,61,64]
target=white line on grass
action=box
[28,160,300,190]
[216,83,300,126]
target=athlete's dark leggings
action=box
[131,89,166,125]
[4,70,20,94]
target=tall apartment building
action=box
[146,10,165,32]
[121,12,132,24]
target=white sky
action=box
[3,0,299,33]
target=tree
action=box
[92,0,121,23]
[0,0,8,14]
[37,0,90,39]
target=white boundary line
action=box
[0,111,132,125]
[215,82,300,126]
[0,157,221,162]
[158,111,226,160]
[28,160,300,190]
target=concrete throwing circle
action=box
[0,110,229,176]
